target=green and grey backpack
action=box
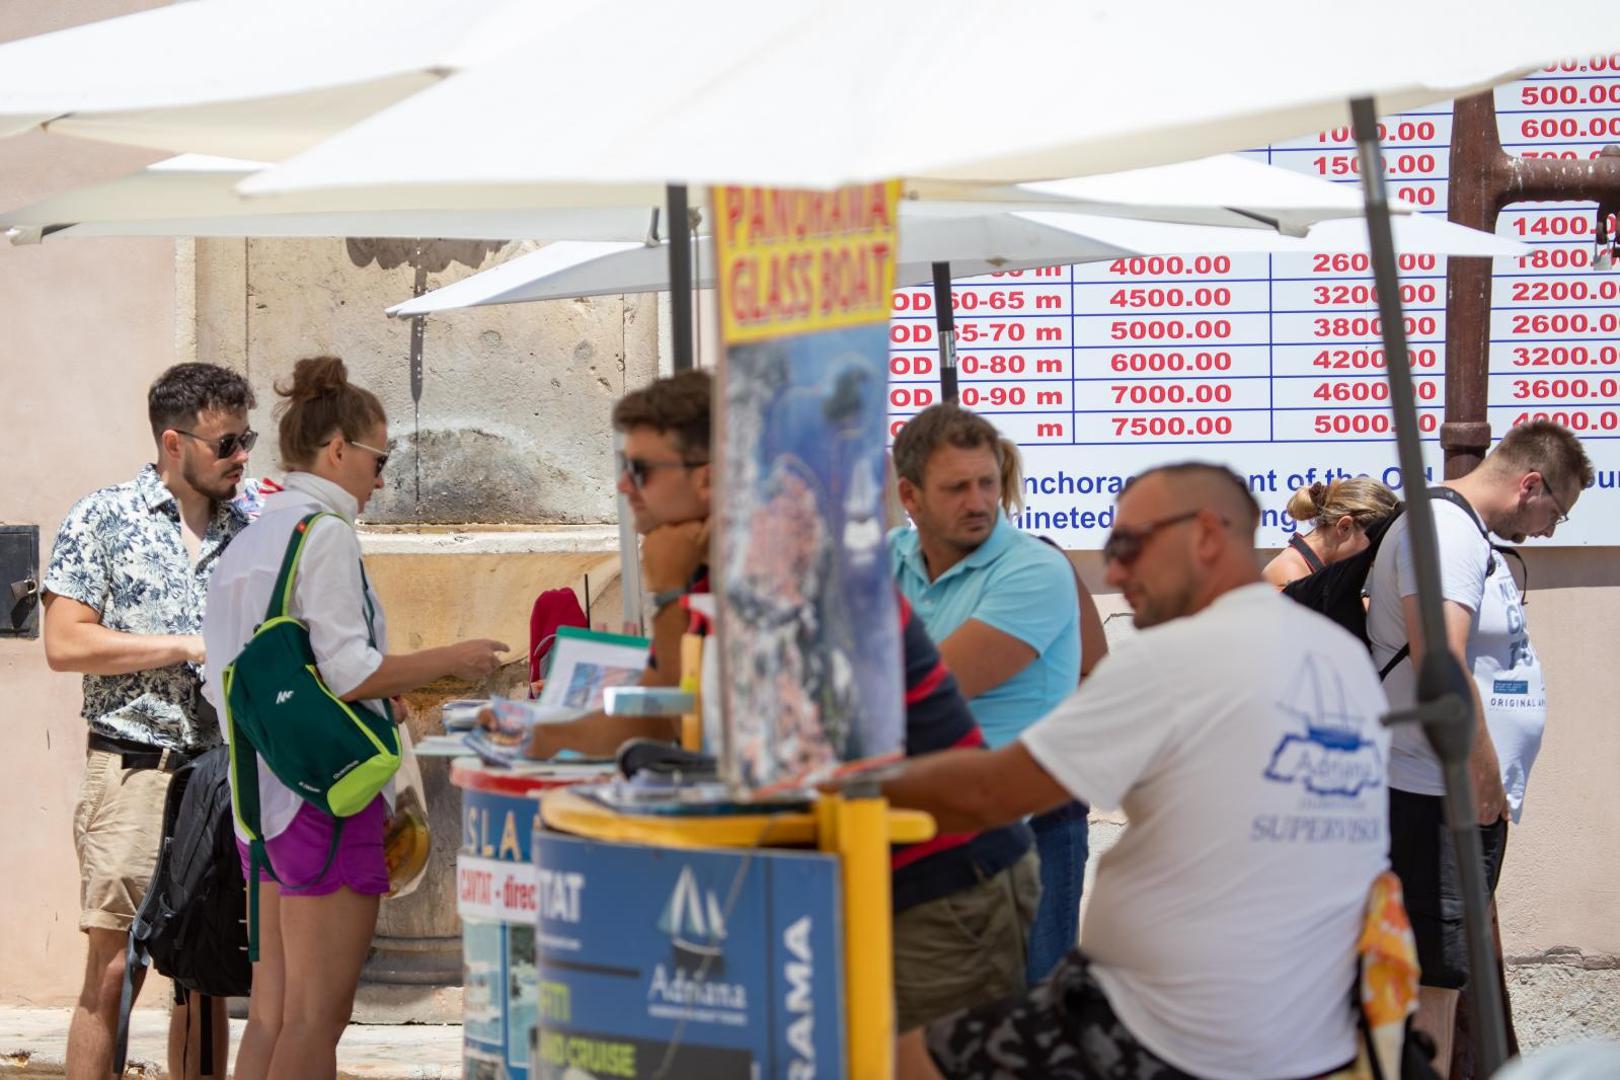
[221,512,399,958]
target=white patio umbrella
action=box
[0,0,538,159]
[386,212,1524,316]
[1,153,1403,243]
[0,0,1609,198]
[0,156,663,245]
[236,0,1620,199]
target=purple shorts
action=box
[237,795,389,897]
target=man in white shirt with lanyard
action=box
[888,462,1391,1080]
[1366,419,1592,1071]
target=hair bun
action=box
[277,355,349,403]
[1286,481,1322,523]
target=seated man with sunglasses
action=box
[520,371,716,752]
[524,371,1041,1029]
[42,362,257,1079]
[522,371,720,755]
[886,462,1393,1080]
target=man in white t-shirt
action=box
[1366,419,1592,1071]
[889,462,1391,1080]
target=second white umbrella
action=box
[388,212,1524,316]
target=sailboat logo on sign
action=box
[1263,654,1382,798]
[658,866,728,971]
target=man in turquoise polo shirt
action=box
[890,404,1082,982]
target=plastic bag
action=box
[383,723,431,899]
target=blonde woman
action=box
[996,439,1107,679]
[1262,477,1400,588]
[204,357,507,1080]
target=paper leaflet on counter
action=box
[536,625,650,709]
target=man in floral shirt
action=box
[43,363,256,1080]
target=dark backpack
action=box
[114,745,251,1076]
[1282,487,1513,680]
[1283,507,1405,676]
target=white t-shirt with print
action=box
[1021,584,1390,1080]
[1366,497,1545,821]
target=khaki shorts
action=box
[73,749,173,933]
[893,849,1042,1031]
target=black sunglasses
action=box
[617,452,707,492]
[1102,510,1209,567]
[174,428,257,459]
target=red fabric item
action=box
[683,568,713,636]
[529,588,588,684]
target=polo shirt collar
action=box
[899,512,1015,585]
[958,513,1015,572]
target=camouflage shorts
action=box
[924,951,1197,1079]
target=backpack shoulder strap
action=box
[1290,532,1327,573]
[263,512,336,624]
[1377,489,1519,683]
[1367,507,1410,682]
[113,929,148,1075]
[1428,487,1499,576]
[358,560,383,653]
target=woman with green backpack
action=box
[203,356,508,1080]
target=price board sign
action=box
[889,60,1620,547]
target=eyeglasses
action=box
[1102,510,1208,567]
[617,452,707,492]
[321,437,389,476]
[173,428,257,459]
[349,440,391,477]
[1541,479,1571,527]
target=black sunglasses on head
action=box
[174,428,257,459]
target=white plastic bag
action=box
[383,722,431,899]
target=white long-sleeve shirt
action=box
[203,471,393,841]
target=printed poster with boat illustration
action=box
[712,182,906,790]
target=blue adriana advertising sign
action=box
[528,830,845,1079]
[458,788,547,1079]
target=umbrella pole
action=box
[1350,96,1509,1076]
[614,429,644,633]
[668,183,695,371]
[931,261,959,402]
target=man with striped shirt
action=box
[525,372,1039,1027]
[891,593,1041,1028]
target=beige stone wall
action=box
[1492,550,1620,963]
[362,544,618,653]
[193,235,660,523]
[0,0,175,1005]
